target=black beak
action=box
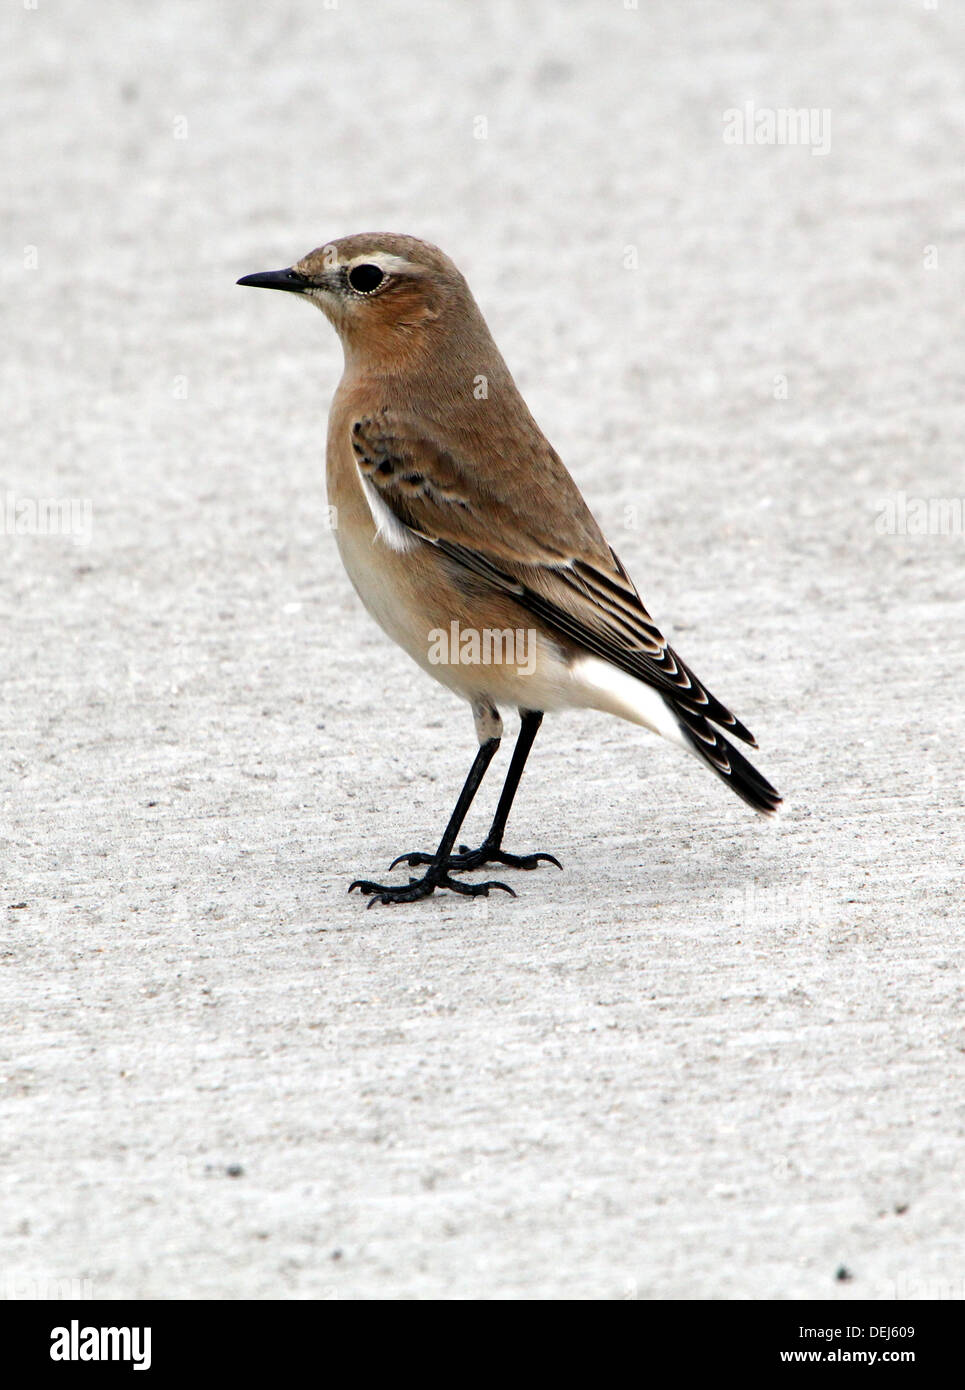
[236,267,311,293]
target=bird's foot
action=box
[349,865,516,908]
[389,840,562,874]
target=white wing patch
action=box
[356,465,416,552]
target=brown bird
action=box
[238,234,781,905]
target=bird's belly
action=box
[334,521,432,660]
[331,506,572,713]
[327,443,583,712]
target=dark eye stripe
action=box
[348,263,385,293]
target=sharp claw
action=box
[388,850,433,870]
[489,880,516,897]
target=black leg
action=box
[390,710,562,876]
[349,737,516,907]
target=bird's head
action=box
[237,233,477,368]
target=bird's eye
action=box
[348,263,385,294]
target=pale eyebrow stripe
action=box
[348,253,421,276]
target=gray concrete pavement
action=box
[1,0,963,1299]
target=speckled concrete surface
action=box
[1,0,963,1299]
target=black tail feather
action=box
[673,701,782,814]
[673,652,758,748]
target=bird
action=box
[237,234,781,906]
